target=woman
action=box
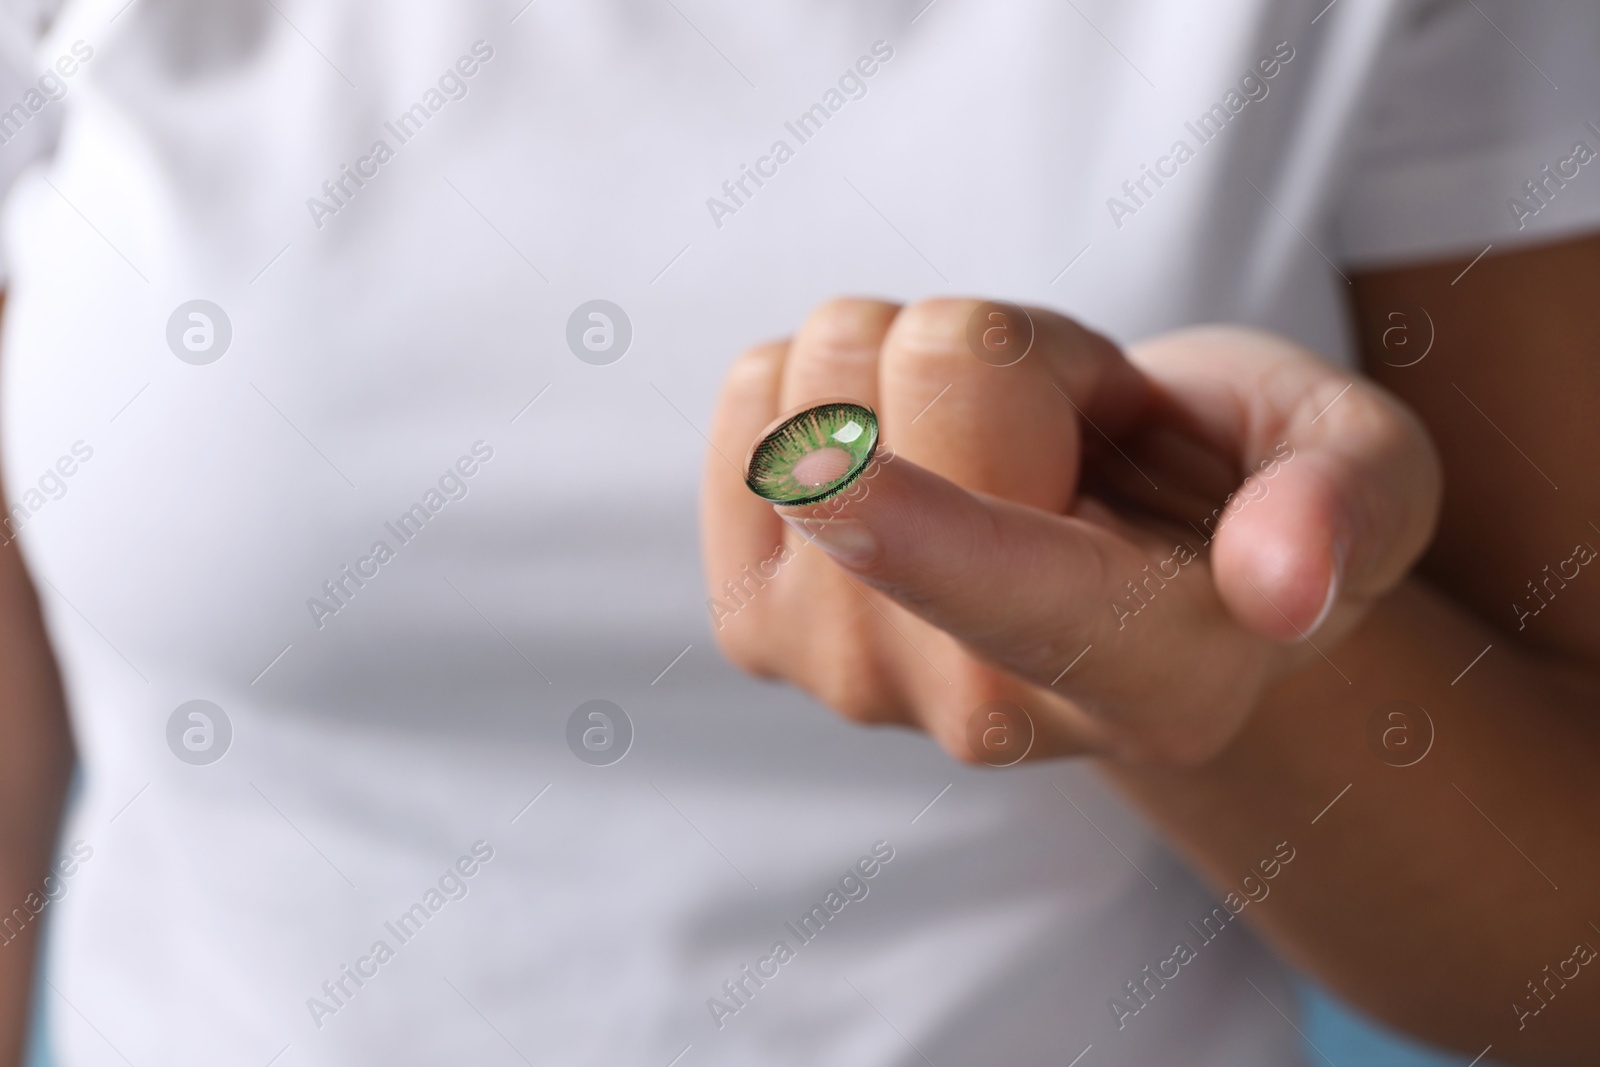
[0,0,1596,1064]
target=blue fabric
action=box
[1299,981,1500,1066]
[23,978,47,1067]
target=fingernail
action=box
[780,515,878,567]
[1306,542,1345,637]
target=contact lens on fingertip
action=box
[745,400,879,506]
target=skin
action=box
[701,234,1600,1065]
[0,293,76,1067]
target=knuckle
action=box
[820,678,890,723]
[713,604,905,724]
[932,707,987,764]
[814,647,899,725]
[894,298,984,350]
[829,691,896,725]
[710,620,778,680]
[728,339,787,383]
[885,298,986,380]
[797,298,899,365]
[940,671,1017,764]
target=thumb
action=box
[1209,412,1440,642]
[1125,327,1443,644]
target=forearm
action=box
[1101,577,1600,1065]
[0,528,74,1064]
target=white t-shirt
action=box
[1,1,1596,1064]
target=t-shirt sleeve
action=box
[1335,0,1600,269]
[0,0,64,288]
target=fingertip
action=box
[777,513,880,569]
[1218,542,1340,643]
[1305,541,1345,637]
[1211,472,1347,642]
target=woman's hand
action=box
[700,298,1441,766]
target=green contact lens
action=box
[745,400,879,506]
